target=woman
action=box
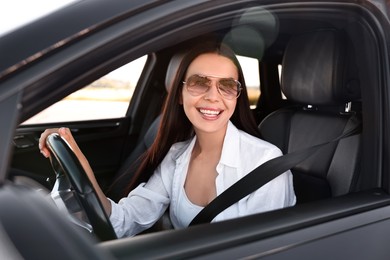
[39,41,296,238]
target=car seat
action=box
[258,29,362,203]
[107,50,186,202]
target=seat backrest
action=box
[107,50,186,202]
[259,29,361,204]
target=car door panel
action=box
[195,206,390,260]
[10,117,137,191]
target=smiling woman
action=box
[38,40,296,238]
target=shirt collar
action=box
[173,121,240,168]
[219,121,240,168]
[173,137,195,162]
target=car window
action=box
[22,54,257,125]
[237,55,260,108]
[278,64,287,99]
[22,55,147,124]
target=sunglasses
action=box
[183,74,242,100]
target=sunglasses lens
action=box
[218,79,240,98]
[184,74,241,99]
[186,75,210,95]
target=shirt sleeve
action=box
[109,165,170,238]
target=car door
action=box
[3,0,390,259]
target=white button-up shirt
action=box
[110,121,296,238]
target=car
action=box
[1,0,390,259]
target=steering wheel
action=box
[46,133,117,241]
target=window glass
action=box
[237,55,260,108]
[23,56,147,124]
[278,64,287,99]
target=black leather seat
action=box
[259,30,361,204]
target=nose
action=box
[204,80,220,101]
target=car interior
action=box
[259,29,362,204]
[2,2,390,259]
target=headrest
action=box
[165,50,187,93]
[281,30,360,105]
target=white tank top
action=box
[175,186,203,228]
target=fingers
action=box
[39,128,57,158]
[39,127,73,158]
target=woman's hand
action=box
[39,127,80,158]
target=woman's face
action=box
[182,53,239,136]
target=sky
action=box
[0,1,76,36]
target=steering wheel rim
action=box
[46,133,117,241]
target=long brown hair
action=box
[125,40,260,193]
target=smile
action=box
[199,108,222,116]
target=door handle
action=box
[13,135,35,149]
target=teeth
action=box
[200,109,220,115]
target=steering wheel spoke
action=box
[46,133,117,241]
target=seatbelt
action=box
[189,116,361,226]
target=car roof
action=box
[3,0,388,79]
[0,0,158,76]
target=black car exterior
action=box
[1,0,390,259]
